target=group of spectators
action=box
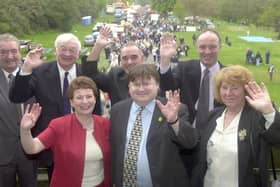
[99,14,192,70]
[246,49,271,66]
[0,23,280,187]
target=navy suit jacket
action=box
[110,97,198,187]
[191,104,280,187]
[160,60,224,124]
[82,57,129,106]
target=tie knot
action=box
[204,68,209,75]
[8,73,14,79]
[138,106,144,113]
[64,71,69,77]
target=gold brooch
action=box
[158,116,163,123]
[238,128,247,141]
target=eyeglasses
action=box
[121,54,139,61]
[129,81,156,88]
[0,49,19,56]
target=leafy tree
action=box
[151,0,176,14]
[258,0,280,38]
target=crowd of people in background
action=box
[246,48,271,66]
[0,11,280,187]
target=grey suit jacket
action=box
[0,69,22,164]
[191,103,280,187]
[110,97,198,187]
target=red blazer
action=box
[38,114,111,187]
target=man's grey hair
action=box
[54,33,81,51]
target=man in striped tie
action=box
[110,63,198,187]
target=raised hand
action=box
[156,90,180,123]
[95,25,112,48]
[21,103,42,130]
[160,33,177,67]
[245,81,275,114]
[88,26,112,61]
[22,46,44,73]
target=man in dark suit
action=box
[159,29,224,128]
[159,29,225,177]
[0,33,36,186]
[9,33,101,181]
[82,26,175,106]
[110,63,198,187]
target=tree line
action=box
[1,0,280,38]
[151,0,280,38]
[0,0,106,35]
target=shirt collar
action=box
[132,99,156,114]
[200,62,220,75]
[3,67,19,80]
[57,63,76,80]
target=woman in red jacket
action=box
[20,76,110,187]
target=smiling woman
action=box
[20,76,111,187]
[192,65,280,187]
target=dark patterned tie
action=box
[196,68,210,129]
[122,106,144,187]
[63,72,71,114]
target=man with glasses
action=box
[82,26,175,106]
[9,33,102,181]
[110,63,198,187]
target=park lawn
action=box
[176,20,280,106]
[20,18,280,105]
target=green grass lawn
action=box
[20,18,280,106]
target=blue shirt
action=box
[125,100,155,187]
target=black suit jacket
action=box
[82,57,129,106]
[110,97,198,187]
[9,61,101,163]
[191,104,280,187]
[160,60,224,124]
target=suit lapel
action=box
[146,104,163,144]
[0,69,20,135]
[76,63,82,76]
[0,70,9,102]
[45,63,64,113]
[120,100,133,149]
[238,104,253,182]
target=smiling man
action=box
[0,33,36,187]
[110,63,198,187]
[8,33,102,182]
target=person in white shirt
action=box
[191,65,280,187]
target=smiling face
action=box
[120,45,144,73]
[0,40,20,73]
[196,31,221,68]
[220,82,246,110]
[70,88,96,116]
[55,39,80,71]
[129,77,159,106]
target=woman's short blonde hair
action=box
[214,65,253,103]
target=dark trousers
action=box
[0,145,37,187]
